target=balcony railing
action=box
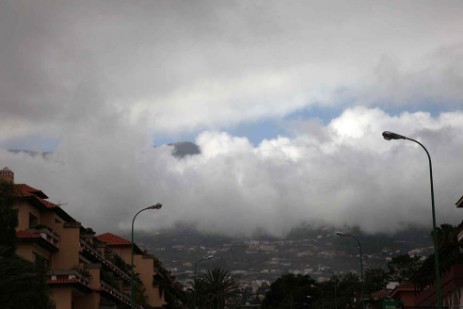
[47,269,90,287]
[27,227,60,249]
[100,281,143,309]
[80,240,131,282]
[457,229,463,243]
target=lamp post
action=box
[193,255,214,309]
[382,130,442,309]
[336,232,364,309]
[130,203,162,308]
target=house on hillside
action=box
[2,167,171,309]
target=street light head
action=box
[382,131,406,141]
[148,203,162,210]
[336,232,345,237]
[205,255,214,260]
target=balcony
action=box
[17,227,60,252]
[100,281,143,309]
[27,227,60,248]
[80,239,131,282]
[47,269,91,294]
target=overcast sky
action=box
[1,0,463,237]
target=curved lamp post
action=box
[336,232,364,309]
[382,131,442,309]
[193,255,214,309]
[130,203,162,308]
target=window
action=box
[34,252,49,269]
[29,213,39,228]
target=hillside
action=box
[133,225,433,284]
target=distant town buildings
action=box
[6,165,463,309]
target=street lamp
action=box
[382,130,442,309]
[336,232,364,309]
[193,255,214,309]
[333,273,338,309]
[130,203,162,308]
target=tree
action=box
[413,223,463,286]
[333,272,361,309]
[0,247,55,308]
[364,268,388,294]
[0,181,17,255]
[0,180,55,309]
[435,223,463,271]
[315,276,336,309]
[387,254,423,282]
[363,268,390,309]
[196,267,240,309]
[435,223,459,246]
[152,257,188,309]
[261,273,318,309]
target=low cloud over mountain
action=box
[1,1,463,238]
[3,108,463,237]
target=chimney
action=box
[0,167,14,183]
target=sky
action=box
[1,0,463,238]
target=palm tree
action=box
[196,267,241,309]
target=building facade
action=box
[2,167,167,309]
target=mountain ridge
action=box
[133,224,433,283]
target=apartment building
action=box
[2,167,167,309]
[95,233,167,308]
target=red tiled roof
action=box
[16,230,41,239]
[96,233,132,246]
[14,184,48,199]
[47,276,92,293]
[13,183,76,223]
[14,184,58,209]
[96,232,143,254]
[47,278,81,284]
[371,288,390,300]
[390,282,415,298]
[16,230,59,252]
[38,198,59,209]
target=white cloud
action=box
[1,1,463,237]
[1,1,463,142]
[4,108,463,237]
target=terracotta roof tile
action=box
[14,184,58,209]
[390,282,415,298]
[371,288,390,299]
[13,184,77,224]
[47,278,81,284]
[14,184,48,199]
[96,232,144,254]
[38,198,59,209]
[96,233,132,246]
[16,230,41,239]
